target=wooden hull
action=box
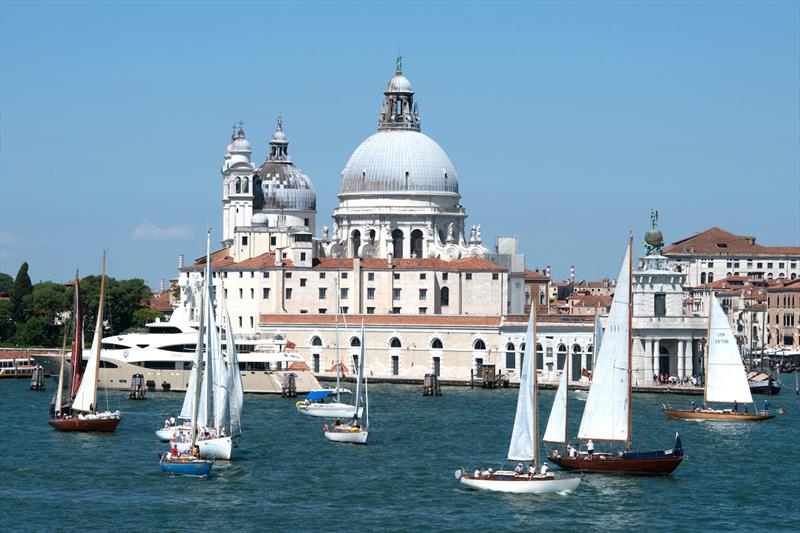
[663,407,775,421]
[48,416,121,433]
[550,453,683,476]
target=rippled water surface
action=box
[2,377,798,532]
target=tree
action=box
[130,308,164,330]
[0,272,13,295]
[0,300,14,343]
[13,316,57,347]
[79,275,152,338]
[10,262,33,322]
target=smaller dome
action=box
[251,213,269,226]
[386,74,413,94]
[230,126,251,153]
[271,130,287,143]
[645,228,664,247]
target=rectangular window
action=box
[779,262,784,268]
[318,308,326,314]
[300,252,306,261]
[341,272,348,279]
[392,307,401,314]
[263,288,270,299]
[391,355,399,376]
[300,310,307,314]
[419,307,427,314]
[340,288,349,300]
[224,289,228,298]
[466,273,473,280]
[393,288,401,300]
[341,306,348,314]
[393,273,400,280]
[239,288,243,298]
[367,288,375,300]
[285,272,292,278]
[767,262,773,268]
[734,262,740,268]
[300,278,307,287]
[367,307,375,314]
[368,272,375,281]
[506,351,515,369]
[319,272,326,279]
[249,316,254,328]
[726,261,732,268]
[313,354,320,373]
[419,289,427,300]
[420,273,426,280]
[238,316,242,327]
[304,218,309,226]
[319,288,327,299]
[791,263,797,269]
[433,356,441,377]
[285,288,292,300]
[250,288,254,298]
[757,262,763,268]
[707,261,713,268]
[239,272,243,278]
[492,273,499,280]
[442,273,448,280]
[242,236,248,245]
[270,236,277,246]
[654,293,666,317]
[263,272,269,278]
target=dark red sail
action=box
[68,276,84,399]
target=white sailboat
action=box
[297,280,363,418]
[457,306,581,494]
[170,232,243,459]
[543,361,569,453]
[324,321,369,444]
[574,313,603,402]
[663,293,775,421]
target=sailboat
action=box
[549,237,684,475]
[49,255,122,432]
[323,321,369,444]
[574,313,603,402]
[170,233,243,460]
[297,280,362,419]
[663,293,775,421]
[456,306,581,494]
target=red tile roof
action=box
[148,291,173,314]
[567,292,613,308]
[524,269,550,281]
[664,227,800,257]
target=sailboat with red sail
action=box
[548,237,684,475]
[49,253,122,432]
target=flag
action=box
[285,340,296,350]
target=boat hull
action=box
[663,407,775,421]
[48,413,122,433]
[459,475,580,494]
[297,402,363,418]
[156,425,189,442]
[160,456,212,477]
[175,437,233,460]
[550,453,683,476]
[749,380,781,395]
[323,429,368,444]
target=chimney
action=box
[159,278,165,292]
[545,265,551,278]
[274,249,282,267]
[178,254,185,269]
[387,252,393,269]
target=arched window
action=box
[535,343,543,371]
[474,339,486,350]
[586,345,594,372]
[431,338,443,349]
[368,229,376,243]
[700,272,706,284]
[235,178,241,194]
[351,230,361,256]
[557,343,567,370]
[390,337,402,348]
[708,272,714,283]
[410,229,423,258]
[350,337,361,347]
[571,344,582,381]
[392,229,404,258]
[440,286,450,307]
[539,291,545,306]
[505,342,515,369]
[243,177,249,193]
[311,336,322,347]
[791,273,796,280]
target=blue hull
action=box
[160,459,212,477]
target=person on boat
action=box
[539,463,549,477]
[568,444,577,458]
[473,468,481,479]
[514,463,524,475]
[587,439,595,457]
[171,445,178,457]
[334,418,341,427]
[763,399,769,412]
[733,400,738,413]
[528,464,536,478]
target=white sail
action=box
[224,306,243,437]
[543,366,569,444]
[72,273,105,413]
[352,321,366,422]
[180,296,204,420]
[577,241,630,442]
[211,304,229,431]
[593,312,604,359]
[507,307,536,462]
[706,294,753,404]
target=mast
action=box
[69,273,83,399]
[626,235,633,451]
[335,277,341,402]
[89,253,106,413]
[532,303,539,467]
[704,290,713,406]
[191,293,205,449]
[203,232,214,430]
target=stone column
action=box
[653,339,661,376]
[678,340,685,378]
[644,339,653,383]
[686,339,694,377]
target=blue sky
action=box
[1,1,798,287]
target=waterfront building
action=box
[766,278,800,350]
[663,227,800,287]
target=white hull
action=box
[175,436,233,460]
[156,424,189,442]
[297,402,363,418]
[459,475,580,494]
[323,429,368,444]
[573,390,589,401]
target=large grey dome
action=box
[253,119,316,211]
[339,130,459,195]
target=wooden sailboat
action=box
[324,321,369,444]
[457,306,581,494]
[549,238,684,475]
[49,255,122,432]
[297,281,362,418]
[172,232,242,459]
[663,293,775,421]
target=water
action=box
[2,378,798,532]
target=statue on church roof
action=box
[644,209,664,256]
